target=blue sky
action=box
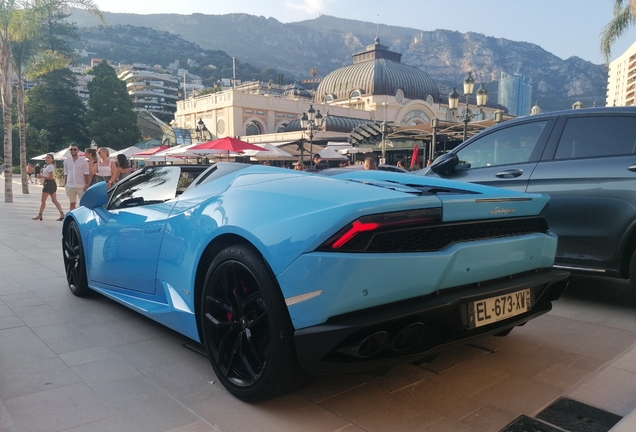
[92,0,636,65]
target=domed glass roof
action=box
[316,38,440,103]
[283,82,312,99]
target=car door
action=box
[427,119,554,192]
[527,114,636,271]
[88,166,181,294]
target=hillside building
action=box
[117,65,180,121]
[498,73,532,116]
[606,40,636,106]
[69,64,93,103]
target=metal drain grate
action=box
[536,398,622,432]
[500,415,562,432]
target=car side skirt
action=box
[85,280,201,342]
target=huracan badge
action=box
[490,207,515,214]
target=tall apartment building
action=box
[606,41,636,107]
[117,65,179,121]
[498,73,532,117]
[69,64,93,103]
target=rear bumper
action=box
[293,269,569,375]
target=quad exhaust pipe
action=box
[336,322,427,358]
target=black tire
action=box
[200,244,309,401]
[63,221,90,297]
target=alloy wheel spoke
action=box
[247,308,268,329]
[221,329,243,378]
[240,330,264,378]
[205,294,235,315]
[204,311,237,329]
[228,264,246,316]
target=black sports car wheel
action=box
[63,221,90,297]
[201,244,309,401]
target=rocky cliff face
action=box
[70,11,608,112]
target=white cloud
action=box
[283,0,331,16]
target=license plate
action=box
[468,289,531,329]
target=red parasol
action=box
[410,144,420,169]
[189,137,264,160]
[132,146,170,157]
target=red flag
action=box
[410,145,420,168]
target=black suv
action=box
[418,107,636,288]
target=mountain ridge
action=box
[68,10,608,112]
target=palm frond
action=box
[25,49,70,79]
[600,1,636,62]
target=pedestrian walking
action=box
[364,157,378,170]
[27,163,33,183]
[34,163,42,184]
[312,153,329,171]
[32,154,64,221]
[96,147,117,188]
[84,148,99,188]
[114,154,134,182]
[62,144,89,211]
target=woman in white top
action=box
[32,154,65,221]
[97,147,118,188]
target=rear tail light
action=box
[318,208,441,252]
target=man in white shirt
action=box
[63,144,89,211]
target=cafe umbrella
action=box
[188,137,264,160]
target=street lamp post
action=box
[300,104,324,166]
[380,121,388,164]
[448,72,488,142]
[430,117,439,162]
[195,118,210,142]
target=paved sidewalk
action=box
[1,178,636,432]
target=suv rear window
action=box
[555,116,636,159]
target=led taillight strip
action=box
[323,208,442,251]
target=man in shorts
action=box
[62,144,89,211]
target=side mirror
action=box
[80,181,108,209]
[430,153,459,174]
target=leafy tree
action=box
[26,68,89,150]
[0,0,102,203]
[601,0,636,61]
[38,5,80,56]
[85,61,140,150]
[13,7,71,193]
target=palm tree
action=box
[11,8,43,194]
[601,0,636,62]
[0,0,18,203]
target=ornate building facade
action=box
[173,38,504,159]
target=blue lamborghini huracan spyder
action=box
[62,162,568,401]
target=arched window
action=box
[245,121,262,136]
[401,109,431,125]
